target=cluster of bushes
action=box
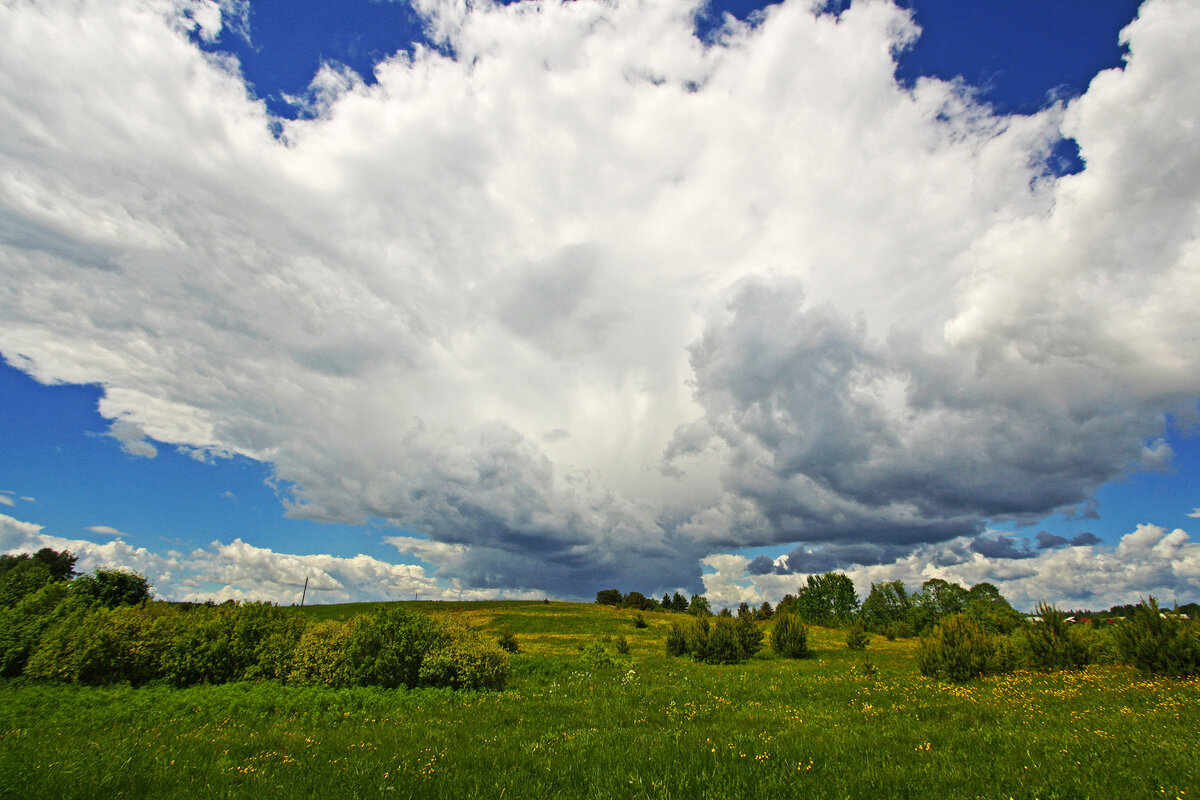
[917,598,1200,683]
[665,609,764,664]
[0,549,509,691]
[1112,598,1200,678]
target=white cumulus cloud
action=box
[1,0,1198,595]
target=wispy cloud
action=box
[86,525,127,537]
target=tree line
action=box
[600,572,1200,678]
[596,573,1023,637]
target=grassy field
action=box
[1,601,1196,799]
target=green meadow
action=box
[2,600,1196,799]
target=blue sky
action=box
[2,0,1197,608]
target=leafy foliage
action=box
[344,607,448,689]
[419,626,510,690]
[916,613,1000,683]
[770,611,810,659]
[793,572,859,626]
[1114,597,1200,677]
[287,620,352,687]
[844,618,869,651]
[497,628,520,653]
[69,568,152,609]
[1024,602,1089,671]
[687,594,712,617]
[594,589,622,606]
[861,580,912,633]
[664,622,689,657]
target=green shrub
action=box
[24,603,101,682]
[1114,598,1200,678]
[160,605,238,686]
[845,619,869,651]
[243,609,306,681]
[990,633,1028,673]
[665,622,688,657]
[68,568,151,609]
[581,640,615,668]
[0,581,70,676]
[851,656,877,678]
[25,603,174,686]
[419,627,509,690]
[736,612,764,658]
[686,615,712,662]
[916,613,997,683]
[344,607,447,689]
[702,616,744,664]
[633,614,647,629]
[614,635,630,655]
[287,620,353,687]
[0,560,55,608]
[1024,603,1089,671]
[1074,622,1121,665]
[497,629,520,653]
[770,612,810,659]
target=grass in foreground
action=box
[2,601,1196,799]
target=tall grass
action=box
[1,601,1197,799]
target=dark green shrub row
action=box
[664,609,765,664]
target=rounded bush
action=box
[845,619,870,651]
[664,622,688,657]
[344,607,448,689]
[287,620,353,687]
[419,634,510,690]
[1114,598,1200,677]
[1024,603,1089,671]
[917,613,997,683]
[770,612,810,659]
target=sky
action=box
[2,0,1198,610]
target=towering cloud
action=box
[1,0,1197,595]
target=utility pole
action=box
[301,576,309,607]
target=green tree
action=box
[736,604,764,656]
[665,622,689,656]
[69,568,151,609]
[595,589,622,606]
[964,582,1024,634]
[623,591,657,611]
[844,618,869,651]
[793,572,860,626]
[861,580,912,633]
[1025,602,1089,671]
[703,616,744,664]
[687,594,712,616]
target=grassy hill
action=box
[2,600,1197,799]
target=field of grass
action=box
[2,601,1197,799]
